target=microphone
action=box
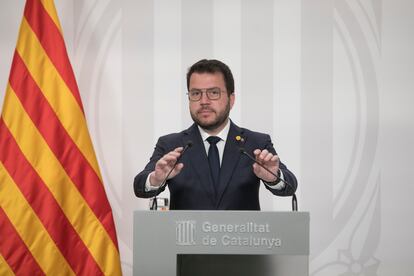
[236,136,298,211]
[151,141,193,210]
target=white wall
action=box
[1,0,413,275]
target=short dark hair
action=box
[186,59,234,96]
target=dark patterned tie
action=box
[207,136,221,192]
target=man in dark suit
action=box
[134,59,297,210]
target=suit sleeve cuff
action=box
[145,172,161,192]
[263,169,286,190]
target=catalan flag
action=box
[0,0,122,275]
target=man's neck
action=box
[201,118,230,136]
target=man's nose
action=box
[199,92,211,104]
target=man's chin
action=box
[191,112,228,132]
[197,121,217,130]
[192,118,217,130]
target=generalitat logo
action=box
[176,220,196,246]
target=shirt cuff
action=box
[263,169,286,190]
[145,172,161,192]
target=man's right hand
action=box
[149,147,184,187]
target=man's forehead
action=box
[189,72,225,85]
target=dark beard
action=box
[190,101,231,132]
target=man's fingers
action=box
[252,163,260,174]
[161,149,183,164]
[254,149,278,163]
[174,163,184,173]
[271,155,279,163]
[263,152,273,162]
[173,147,184,153]
[263,153,279,163]
[167,150,182,158]
[259,149,269,160]
[163,153,179,163]
[157,147,185,169]
[254,149,272,159]
[168,163,184,179]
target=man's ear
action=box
[229,93,235,109]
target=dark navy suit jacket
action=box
[134,121,297,210]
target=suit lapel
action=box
[215,122,244,208]
[183,124,216,205]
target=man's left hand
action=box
[252,149,280,182]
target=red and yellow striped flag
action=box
[0,0,122,275]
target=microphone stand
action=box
[239,148,298,211]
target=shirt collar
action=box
[198,119,231,143]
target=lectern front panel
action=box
[133,211,309,276]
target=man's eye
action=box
[191,91,201,96]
